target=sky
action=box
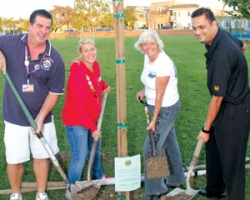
[0,0,75,19]
[0,0,227,19]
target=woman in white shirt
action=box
[135,30,185,200]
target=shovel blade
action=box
[165,187,199,200]
[144,149,170,179]
[71,180,102,200]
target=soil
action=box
[51,151,190,200]
[76,186,99,200]
[161,192,193,200]
[94,186,145,200]
[146,157,170,179]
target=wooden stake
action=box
[113,0,129,199]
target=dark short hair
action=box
[29,9,53,25]
[191,7,216,24]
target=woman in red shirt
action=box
[61,38,110,200]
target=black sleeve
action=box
[237,39,243,48]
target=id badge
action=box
[22,84,34,92]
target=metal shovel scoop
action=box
[71,92,108,200]
[165,139,203,199]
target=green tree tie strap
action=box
[114,14,124,18]
[117,123,128,130]
[116,60,125,64]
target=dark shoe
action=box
[144,195,160,200]
[144,193,167,200]
[199,189,227,198]
[167,184,185,189]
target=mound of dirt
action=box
[161,192,194,200]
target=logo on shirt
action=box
[148,72,156,78]
[214,85,220,91]
[41,58,52,70]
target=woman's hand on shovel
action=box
[93,130,102,138]
[146,120,156,132]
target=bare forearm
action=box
[204,95,223,130]
[153,76,169,121]
[35,93,60,123]
[152,97,163,122]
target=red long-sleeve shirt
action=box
[61,61,109,133]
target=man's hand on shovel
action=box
[0,50,6,74]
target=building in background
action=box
[168,3,199,29]
[133,6,149,29]
[125,0,250,34]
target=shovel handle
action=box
[148,130,157,156]
[4,72,68,184]
[186,139,203,189]
[87,92,108,182]
[139,99,157,156]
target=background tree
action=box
[72,12,90,31]
[124,6,137,30]
[73,0,111,33]
[50,6,74,32]
[100,13,114,29]
[220,0,250,19]
[16,18,29,33]
[3,18,14,34]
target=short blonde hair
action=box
[78,38,96,52]
[134,30,164,53]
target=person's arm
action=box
[237,38,247,52]
[34,93,60,133]
[100,79,111,93]
[136,87,145,101]
[196,95,223,142]
[103,86,111,94]
[147,76,169,132]
[242,42,247,52]
[0,50,6,74]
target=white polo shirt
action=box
[140,50,179,107]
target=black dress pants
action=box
[205,98,250,200]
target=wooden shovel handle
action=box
[148,130,157,156]
[140,99,158,156]
[87,92,108,182]
[186,139,203,189]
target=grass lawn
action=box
[0,35,250,199]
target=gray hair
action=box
[78,38,96,52]
[134,30,164,53]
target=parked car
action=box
[160,26,172,30]
[134,27,147,30]
[64,29,75,32]
[95,28,111,32]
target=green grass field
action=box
[0,36,250,199]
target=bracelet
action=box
[202,126,210,134]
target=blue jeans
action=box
[144,99,185,195]
[65,126,104,184]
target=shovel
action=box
[165,139,203,199]
[4,72,69,184]
[139,99,170,179]
[71,92,108,200]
